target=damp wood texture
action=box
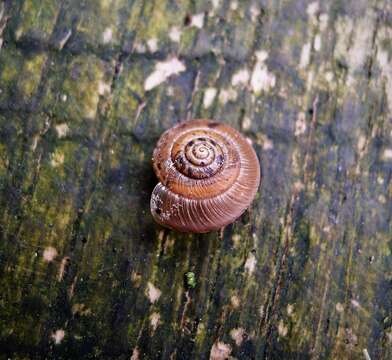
[0,0,391,359]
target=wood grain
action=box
[0,0,391,359]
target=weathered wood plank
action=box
[0,0,391,359]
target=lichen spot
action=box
[102,27,113,44]
[278,320,288,337]
[314,34,322,51]
[230,1,239,11]
[251,51,276,93]
[169,27,182,43]
[231,68,250,87]
[98,80,111,96]
[230,294,240,308]
[218,88,238,104]
[295,112,307,136]
[250,4,260,22]
[203,88,217,109]
[230,327,245,346]
[287,304,294,316]
[147,282,161,303]
[131,347,140,360]
[150,312,161,332]
[55,123,69,138]
[144,58,186,91]
[382,149,392,161]
[191,13,205,28]
[242,117,251,131]
[51,329,65,344]
[244,253,257,275]
[306,2,319,18]
[210,341,232,360]
[43,246,58,262]
[351,299,360,308]
[335,302,344,313]
[299,42,311,69]
[231,234,241,248]
[147,38,158,53]
[50,150,65,167]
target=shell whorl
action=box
[151,119,261,233]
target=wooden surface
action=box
[0,0,391,359]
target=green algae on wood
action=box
[0,0,391,359]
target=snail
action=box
[150,119,261,233]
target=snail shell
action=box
[150,119,261,233]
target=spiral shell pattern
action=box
[151,119,261,233]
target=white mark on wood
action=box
[244,253,257,275]
[278,320,288,337]
[335,302,344,313]
[43,247,57,262]
[191,13,205,29]
[230,294,240,308]
[376,24,392,114]
[319,13,329,31]
[255,50,268,62]
[130,347,140,360]
[50,150,65,167]
[250,4,260,22]
[55,123,69,138]
[299,42,312,69]
[231,234,241,247]
[147,282,161,303]
[61,94,67,102]
[231,68,250,87]
[351,299,360,308]
[259,305,264,317]
[131,271,142,288]
[147,38,158,52]
[58,29,72,50]
[14,28,23,40]
[58,257,70,281]
[230,1,239,11]
[210,341,232,360]
[212,0,221,9]
[102,27,113,44]
[334,17,354,62]
[31,136,39,151]
[169,27,181,42]
[347,11,376,73]
[378,195,386,204]
[325,71,334,83]
[203,87,217,108]
[98,81,111,95]
[150,312,161,332]
[363,349,372,360]
[258,134,273,150]
[295,112,307,136]
[218,88,238,104]
[357,135,366,153]
[242,116,251,131]
[287,304,294,316]
[133,42,146,53]
[382,149,392,160]
[251,55,276,93]
[51,329,65,344]
[230,327,245,346]
[144,58,186,91]
[307,2,319,17]
[293,181,304,192]
[377,176,384,185]
[314,34,322,51]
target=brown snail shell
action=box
[150,119,261,233]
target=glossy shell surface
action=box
[150,119,261,233]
